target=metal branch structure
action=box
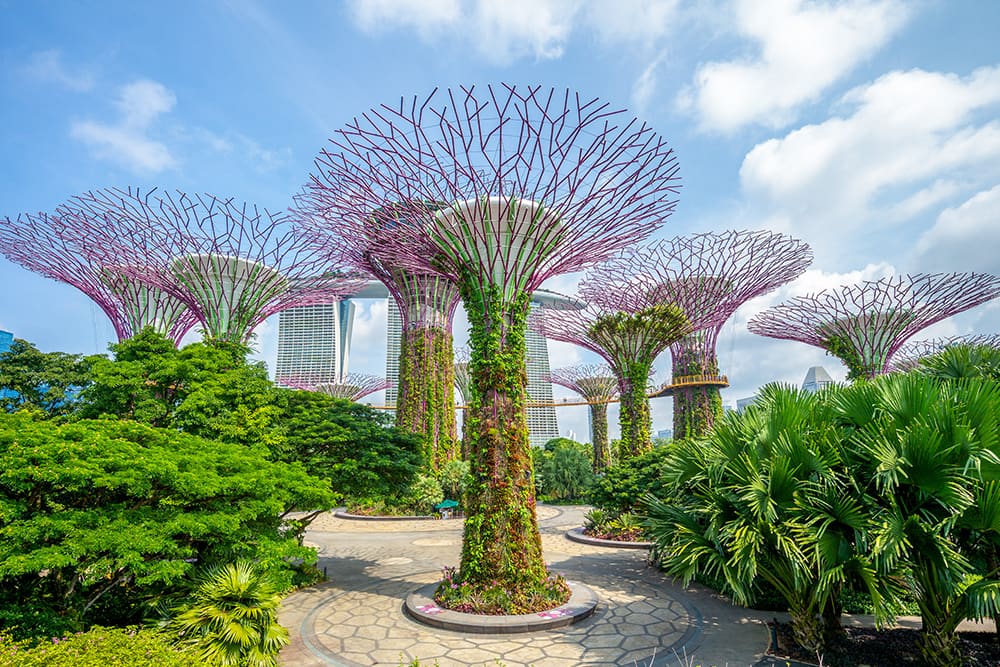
[545,364,619,471]
[299,83,681,604]
[888,334,1000,373]
[294,203,461,470]
[453,347,474,406]
[531,301,688,456]
[583,231,812,439]
[60,187,364,345]
[0,209,198,344]
[748,273,1000,380]
[282,374,393,402]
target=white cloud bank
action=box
[71,79,178,173]
[678,0,908,133]
[346,0,679,65]
[739,66,1000,264]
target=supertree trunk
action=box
[588,402,611,471]
[396,324,458,469]
[618,360,654,455]
[672,338,723,439]
[459,285,545,592]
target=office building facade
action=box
[274,300,355,386]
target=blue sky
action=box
[2,0,999,441]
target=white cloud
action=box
[71,79,178,173]
[739,66,1000,264]
[913,185,1000,274]
[346,0,681,65]
[22,50,95,91]
[631,51,668,116]
[679,0,908,132]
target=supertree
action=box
[748,273,1000,381]
[0,208,198,344]
[582,231,812,439]
[294,201,461,470]
[888,334,1000,373]
[531,301,689,456]
[453,346,473,407]
[62,187,364,345]
[300,84,680,606]
[545,364,619,471]
[282,374,393,402]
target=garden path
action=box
[279,505,775,666]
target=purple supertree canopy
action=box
[281,374,393,402]
[748,273,1000,379]
[62,187,366,344]
[545,364,620,403]
[887,333,1000,373]
[581,231,812,374]
[300,83,681,294]
[0,208,198,343]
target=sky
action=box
[1,0,999,443]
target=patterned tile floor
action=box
[279,505,773,667]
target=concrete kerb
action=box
[404,580,599,634]
[565,526,653,549]
[333,509,438,521]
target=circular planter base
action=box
[404,580,598,634]
[334,509,438,521]
[565,527,653,549]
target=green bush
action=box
[436,459,471,503]
[533,438,594,502]
[0,626,200,666]
[588,443,673,513]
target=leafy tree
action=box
[169,561,288,667]
[645,385,894,653]
[0,339,98,416]
[588,443,673,514]
[78,329,279,448]
[268,388,423,505]
[0,412,332,637]
[832,373,1000,666]
[436,459,471,503]
[533,438,594,502]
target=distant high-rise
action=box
[801,366,834,393]
[384,300,404,407]
[275,300,355,386]
[525,304,559,447]
[0,330,11,354]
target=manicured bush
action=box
[588,443,673,513]
[0,627,199,666]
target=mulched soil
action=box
[767,620,1000,667]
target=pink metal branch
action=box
[281,373,393,402]
[0,209,198,343]
[545,364,619,402]
[296,84,681,292]
[888,333,1000,372]
[58,187,366,343]
[748,273,1000,377]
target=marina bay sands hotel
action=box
[273,283,563,447]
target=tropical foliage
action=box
[644,363,1000,666]
[0,626,200,666]
[0,412,332,637]
[533,438,594,502]
[168,561,288,667]
[0,338,97,415]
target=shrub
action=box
[588,443,673,513]
[0,627,199,666]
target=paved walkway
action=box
[279,505,775,666]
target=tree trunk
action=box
[589,402,611,471]
[618,360,653,456]
[396,325,458,470]
[458,287,547,594]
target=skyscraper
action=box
[0,330,11,354]
[274,300,355,386]
[801,366,834,393]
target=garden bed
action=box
[767,620,1000,667]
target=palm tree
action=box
[170,561,289,667]
[830,373,1000,667]
[645,384,892,653]
[917,342,1000,380]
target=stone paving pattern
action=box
[281,505,775,666]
